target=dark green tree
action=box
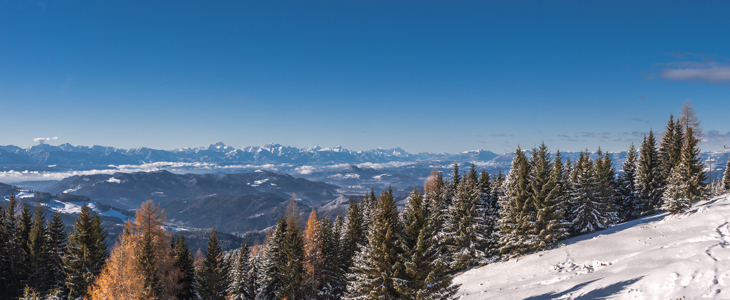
[64,204,108,300]
[138,229,163,299]
[174,236,196,300]
[635,130,663,213]
[616,143,639,221]
[230,240,255,300]
[345,188,401,300]
[498,147,532,257]
[195,229,232,300]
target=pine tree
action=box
[195,229,232,300]
[570,151,604,234]
[174,236,196,300]
[682,127,708,205]
[446,166,481,270]
[229,240,255,300]
[64,204,108,300]
[46,212,67,292]
[319,215,345,300]
[0,201,10,300]
[595,149,619,226]
[528,143,567,250]
[499,147,532,257]
[345,188,401,300]
[341,199,364,272]
[616,143,639,221]
[27,205,52,294]
[478,169,499,260]
[394,187,459,300]
[659,114,681,180]
[138,228,163,299]
[662,162,691,214]
[635,130,663,214]
[2,194,26,299]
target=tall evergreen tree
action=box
[345,188,401,300]
[174,236,196,300]
[0,201,10,300]
[594,149,619,226]
[499,147,532,257]
[278,221,305,299]
[682,127,708,205]
[229,240,255,300]
[64,204,108,300]
[659,114,681,181]
[258,220,288,300]
[616,143,639,221]
[195,229,231,300]
[635,130,663,214]
[478,169,499,260]
[138,229,163,299]
[320,216,346,300]
[446,166,481,270]
[341,199,364,272]
[528,143,567,250]
[394,188,459,300]
[27,205,51,294]
[570,151,604,234]
[662,161,691,214]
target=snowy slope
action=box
[455,194,730,299]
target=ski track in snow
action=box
[455,194,730,299]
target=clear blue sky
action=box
[2,0,729,154]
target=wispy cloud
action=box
[703,130,730,144]
[632,118,649,123]
[656,53,730,84]
[489,133,514,137]
[33,137,58,144]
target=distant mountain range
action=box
[0,142,498,169]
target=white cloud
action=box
[33,137,58,144]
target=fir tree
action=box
[446,166,481,270]
[64,204,108,300]
[659,114,680,181]
[320,215,346,300]
[27,205,51,294]
[229,240,255,300]
[345,188,402,300]
[341,199,364,272]
[195,229,232,300]
[46,212,67,292]
[635,130,663,213]
[662,163,691,214]
[594,149,619,226]
[682,127,708,205]
[0,202,10,300]
[174,236,196,300]
[528,143,567,250]
[394,188,459,300]
[138,229,162,299]
[478,169,499,260]
[499,147,532,257]
[616,143,639,221]
[258,220,291,300]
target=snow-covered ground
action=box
[455,194,730,299]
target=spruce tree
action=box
[0,203,10,300]
[230,240,255,300]
[478,169,499,260]
[635,130,663,214]
[258,220,292,300]
[528,143,566,250]
[195,229,231,300]
[3,194,26,299]
[394,188,459,300]
[616,143,639,221]
[659,114,680,181]
[341,199,364,272]
[277,221,305,299]
[499,147,532,257]
[46,211,67,292]
[345,188,401,300]
[64,204,108,300]
[27,205,51,294]
[682,127,708,205]
[662,162,691,214]
[174,236,196,300]
[138,229,162,299]
[446,166,481,270]
[320,216,345,300]
[570,151,607,234]
[594,149,619,226]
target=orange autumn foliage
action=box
[88,200,182,300]
[303,209,324,289]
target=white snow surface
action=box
[455,194,730,299]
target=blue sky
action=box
[2,1,730,154]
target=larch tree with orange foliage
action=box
[88,200,181,300]
[303,209,324,295]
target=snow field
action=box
[455,195,730,299]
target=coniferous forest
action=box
[0,101,717,299]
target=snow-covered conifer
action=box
[616,143,639,221]
[635,130,664,213]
